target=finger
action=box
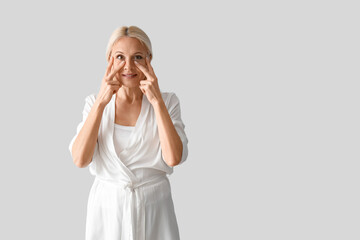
[111,86,120,94]
[108,60,125,79]
[110,83,120,90]
[146,56,155,76]
[134,61,152,80]
[139,85,146,94]
[113,74,121,83]
[105,56,114,76]
[106,80,121,85]
[139,80,151,85]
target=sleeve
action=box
[166,93,189,165]
[68,94,99,164]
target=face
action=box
[110,37,150,88]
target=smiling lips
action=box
[122,73,138,78]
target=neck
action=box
[116,86,143,104]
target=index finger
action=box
[108,60,125,79]
[134,61,151,79]
[105,56,114,76]
[146,55,155,76]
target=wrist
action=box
[152,98,166,110]
[94,99,106,111]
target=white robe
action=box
[68,92,189,240]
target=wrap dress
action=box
[68,91,189,240]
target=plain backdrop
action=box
[0,0,359,239]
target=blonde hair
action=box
[105,26,152,61]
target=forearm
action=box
[71,100,105,168]
[153,99,183,167]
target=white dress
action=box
[68,92,188,240]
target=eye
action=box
[116,55,124,60]
[134,55,143,60]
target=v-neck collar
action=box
[97,93,150,183]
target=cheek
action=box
[134,67,144,78]
[137,72,145,79]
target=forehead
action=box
[112,37,147,54]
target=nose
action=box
[123,58,135,71]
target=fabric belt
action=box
[95,174,168,240]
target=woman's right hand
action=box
[96,56,125,106]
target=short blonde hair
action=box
[105,26,153,61]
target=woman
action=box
[68,26,189,240]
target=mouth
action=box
[122,73,138,79]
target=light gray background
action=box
[0,0,359,239]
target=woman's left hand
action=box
[135,56,163,106]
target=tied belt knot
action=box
[96,174,167,240]
[124,182,135,192]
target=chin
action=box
[120,78,141,88]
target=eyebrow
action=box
[114,51,144,55]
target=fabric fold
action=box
[97,174,167,240]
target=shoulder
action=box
[161,91,180,108]
[81,93,97,114]
[160,91,184,116]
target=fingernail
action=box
[134,61,138,64]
